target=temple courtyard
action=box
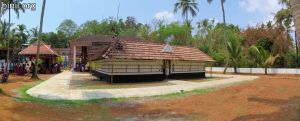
[1,73,300,120]
[26,71,258,100]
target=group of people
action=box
[15,61,35,75]
[39,62,62,74]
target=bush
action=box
[211,52,226,66]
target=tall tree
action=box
[32,0,46,79]
[15,24,28,44]
[0,21,10,47]
[174,0,198,44]
[57,19,78,37]
[174,0,199,25]
[288,0,300,68]
[207,0,229,74]
[197,19,215,37]
[2,0,25,75]
[29,27,38,43]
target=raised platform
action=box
[91,70,206,83]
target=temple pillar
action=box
[73,46,76,71]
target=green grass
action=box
[17,83,127,107]
[152,88,213,99]
[0,88,3,94]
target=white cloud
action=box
[154,11,177,23]
[239,0,281,14]
[239,0,281,27]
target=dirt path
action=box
[110,75,300,121]
[1,74,300,121]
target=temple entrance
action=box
[163,60,171,78]
[81,46,88,65]
[75,46,89,72]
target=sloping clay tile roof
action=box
[103,40,214,62]
[19,41,58,56]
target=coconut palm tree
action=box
[249,45,279,75]
[0,21,10,48]
[197,19,215,37]
[290,0,300,67]
[32,0,46,79]
[29,27,38,43]
[274,8,296,67]
[1,0,25,75]
[206,0,229,74]
[174,0,199,45]
[227,37,242,73]
[9,28,22,60]
[0,20,11,83]
[15,24,28,44]
[174,0,199,26]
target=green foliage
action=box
[174,0,199,22]
[255,39,274,52]
[40,31,68,48]
[0,88,3,94]
[57,56,64,63]
[75,17,147,38]
[151,22,190,45]
[249,45,280,74]
[29,27,38,43]
[227,35,242,72]
[198,44,210,54]
[36,58,43,65]
[274,8,292,31]
[211,52,226,66]
[0,10,297,69]
[153,89,212,99]
[57,19,78,37]
[197,19,215,37]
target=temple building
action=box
[70,35,214,83]
[19,41,59,74]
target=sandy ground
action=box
[1,74,300,121]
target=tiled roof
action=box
[19,41,59,56]
[101,40,214,62]
[70,35,113,47]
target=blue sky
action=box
[1,0,282,32]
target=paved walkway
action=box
[27,71,259,100]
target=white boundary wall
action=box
[205,67,300,75]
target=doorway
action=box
[163,60,171,78]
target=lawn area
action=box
[1,74,300,121]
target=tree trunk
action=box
[291,0,300,48]
[296,32,299,68]
[2,5,11,83]
[185,13,189,45]
[221,1,229,74]
[265,67,268,75]
[32,0,46,79]
[234,66,237,74]
[6,4,11,74]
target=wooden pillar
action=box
[73,46,76,71]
